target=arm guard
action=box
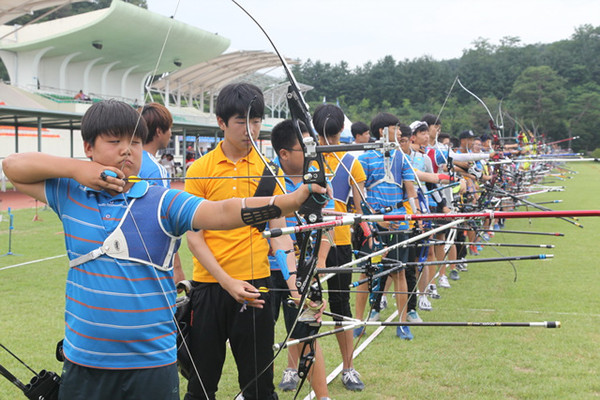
[241,197,282,227]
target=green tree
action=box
[509,66,567,138]
[565,83,600,151]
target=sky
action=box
[145,0,600,69]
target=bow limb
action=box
[227,0,327,302]
[456,78,503,134]
[230,2,329,397]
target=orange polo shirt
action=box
[322,152,366,246]
[185,142,284,282]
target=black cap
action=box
[459,130,475,140]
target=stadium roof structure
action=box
[0,0,88,25]
[151,51,297,95]
[0,0,230,101]
[149,50,312,118]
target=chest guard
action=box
[330,153,356,203]
[366,150,404,190]
[69,186,181,271]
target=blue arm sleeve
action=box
[275,249,291,281]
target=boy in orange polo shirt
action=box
[184,83,300,400]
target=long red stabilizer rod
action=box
[263,210,600,238]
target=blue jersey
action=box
[45,178,202,369]
[358,149,414,225]
[139,151,170,188]
[409,150,437,209]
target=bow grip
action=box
[299,158,328,222]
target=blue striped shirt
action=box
[359,149,414,208]
[45,178,202,369]
[139,151,170,188]
[358,149,415,229]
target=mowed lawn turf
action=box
[0,162,598,399]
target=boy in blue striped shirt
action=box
[2,100,324,400]
[354,112,420,340]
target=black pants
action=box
[325,244,353,319]
[184,279,278,400]
[270,270,314,339]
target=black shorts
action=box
[59,359,179,400]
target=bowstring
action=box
[434,75,458,164]
[396,126,435,319]
[236,92,313,400]
[239,95,300,400]
[321,116,383,379]
[433,77,516,288]
[245,98,259,400]
[112,0,210,397]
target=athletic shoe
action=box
[427,283,441,299]
[468,245,479,256]
[278,368,299,391]
[482,233,491,241]
[353,326,365,338]
[407,309,423,322]
[341,368,365,391]
[455,263,465,272]
[476,245,483,252]
[380,295,388,310]
[368,310,380,321]
[487,231,495,238]
[418,295,432,311]
[449,269,460,280]
[438,275,451,288]
[396,325,414,340]
[455,261,468,272]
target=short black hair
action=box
[271,119,307,155]
[215,83,264,125]
[81,99,148,145]
[313,104,345,138]
[449,137,460,149]
[480,134,491,142]
[139,102,173,144]
[370,112,399,140]
[438,132,450,142]
[350,121,369,138]
[399,123,412,138]
[421,113,441,126]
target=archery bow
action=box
[229,1,331,397]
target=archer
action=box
[2,99,323,400]
[183,83,323,400]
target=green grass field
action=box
[1,162,598,399]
